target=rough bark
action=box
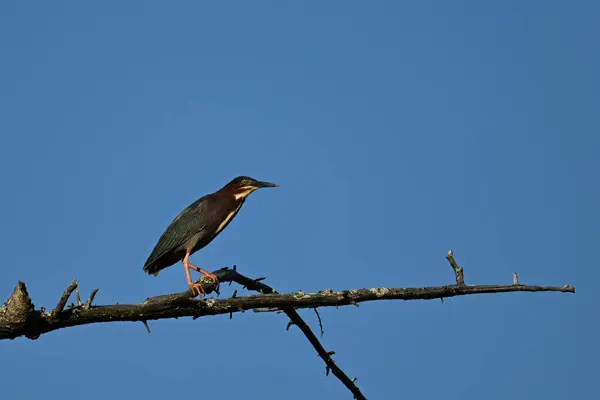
[0,250,575,400]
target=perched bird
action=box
[143,176,278,297]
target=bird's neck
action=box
[213,191,246,209]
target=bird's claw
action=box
[188,282,206,298]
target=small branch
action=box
[84,288,99,310]
[209,267,365,399]
[286,306,365,399]
[446,249,465,285]
[75,288,82,306]
[229,290,238,319]
[52,280,78,315]
[286,320,295,330]
[314,308,324,337]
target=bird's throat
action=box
[234,187,257,200]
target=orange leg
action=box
[188,263,220,288]
[182,252,220,297]
[183,253,207,297]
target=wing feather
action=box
[143,197,208,274]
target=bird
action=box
[143,176,278,297]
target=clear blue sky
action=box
[0,1,597,399]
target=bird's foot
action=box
[201,271,220,288]
[188,282,206,298]
[187,264,220,293]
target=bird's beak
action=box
[256,180,278,188]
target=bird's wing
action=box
[143,198,208,270]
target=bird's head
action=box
[223,176,278,200]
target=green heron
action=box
[143,176,278,297]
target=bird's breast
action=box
[215,203,243,235]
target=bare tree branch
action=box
[0,275,574,340]
[0,251,576,400]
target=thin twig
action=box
[314,308,324,337]
[286,320,295,330]
[446,249,465,285]
[229,290,238,319]
[75,288,82,306]
[52,280,78,315]
[83,288,99,310]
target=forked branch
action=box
[0,251,575,400]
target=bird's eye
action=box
[241,179,249,185]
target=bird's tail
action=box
[143,261,162,276]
